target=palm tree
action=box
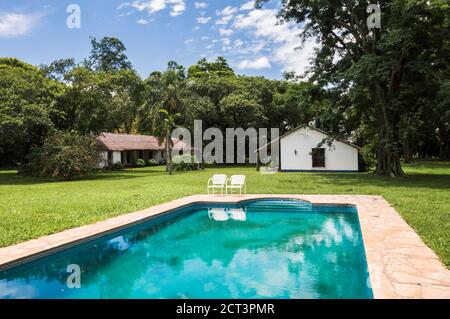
[153,109,180,175]
[149,70,185,174]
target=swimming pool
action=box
[0,199,373,299]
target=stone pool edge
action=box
[0,194,449,299]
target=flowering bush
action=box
[20,131,100,180]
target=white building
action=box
[261,125,360,172]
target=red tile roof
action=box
[96,133,188,151]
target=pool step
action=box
[243,200,355,214]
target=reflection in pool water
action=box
[0,199,373,298]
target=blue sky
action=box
[0,0,315,79]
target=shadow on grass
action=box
[0,167,168,186]
[298,171,450,191]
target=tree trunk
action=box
[165,138,169,173]
[436,118,450,160]
[371,84,405,177]
[375,141,405,176]
[165,133,172,175]
[403,137,413,164]
[364,25,407,177]
[374,118,405,177]
[439,143,450,160]
[256,150,260,171]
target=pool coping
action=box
[0,194,449,299]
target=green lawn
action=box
[0,161,449,267]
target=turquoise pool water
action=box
[0,199,373,299]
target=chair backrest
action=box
[230,175,246,185]
[211,174,227,185]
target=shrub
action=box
[135,158,145,167]
[112,161,123,170]
[171,154,200,171]
[20,131,100,181]
[359,144,377,172]
[147,159,157,166]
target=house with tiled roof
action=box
[96,133,188,167]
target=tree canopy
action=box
[84,37,133,72]
[0,58,62,165]
[1,27,449,175]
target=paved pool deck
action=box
[0,194,449,299]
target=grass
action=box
[0,161,449,267]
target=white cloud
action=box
[233,8,316,75]
[221,38,231,46]
[218,6,238,16]
[131,0,165,13]
[184,38,195,44]
[215,6,237,25]
[170,1,185,16]
[237,57,271,70]
[218,28,233,37]
[237,40,268,54]
[234,39,244,47]
[194,2,208,9]
[128,0,186,17]
[118,11,134,17]
[137,18,149,24]
[240,1,255,11]
[216,15,234,25]
[196,16,211,24]
[0,13,41,37]
[117,2,131,10]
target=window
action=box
[312,148,325,168]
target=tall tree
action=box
[152,109,181,175]
[167,60,186,80]
[54,67,112,134]
[84,37,132,72]
[0,58,62,165]
[108,70,144,134]
[40,58,76,82]
[187,57,235,79]
[256,0,450,176]
[143,68,186,174]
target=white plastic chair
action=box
[228,208,246,221]
[226,175,246,195]
[208,208,229,221]
[207,174,227,195]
